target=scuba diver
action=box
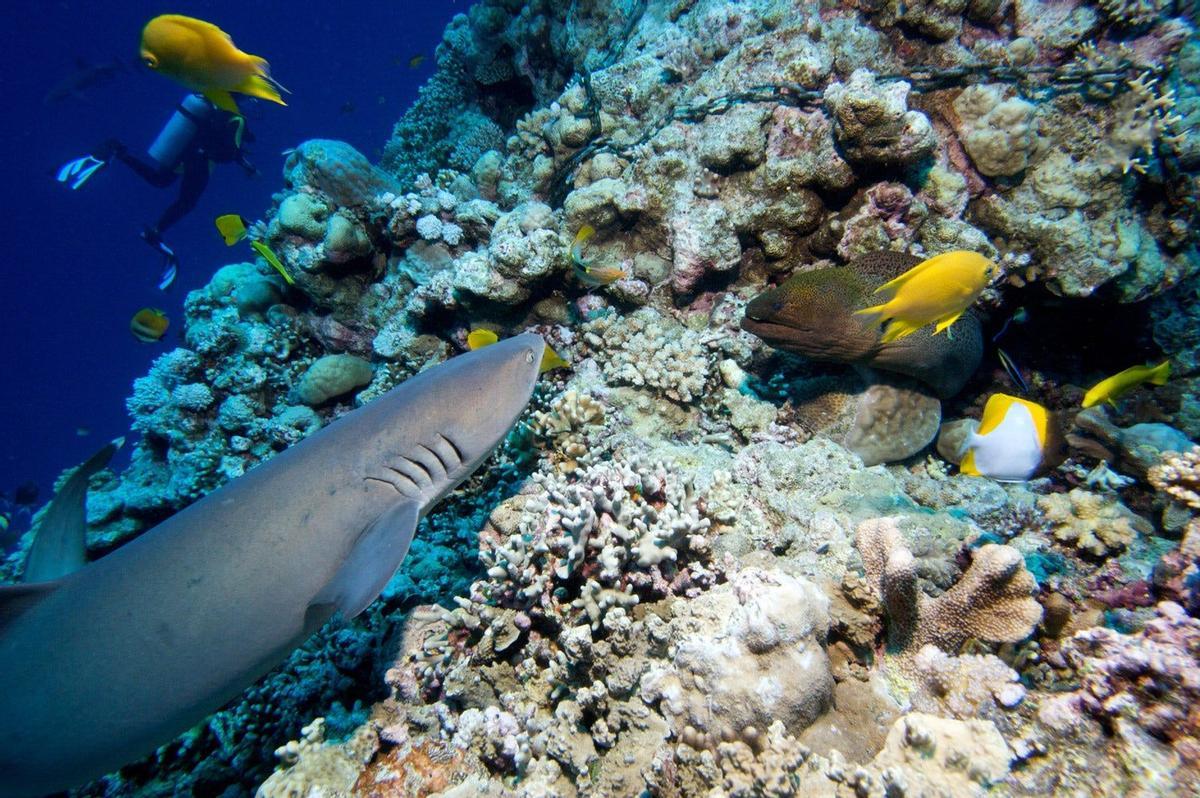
[56,93,258,289]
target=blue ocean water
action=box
[0,1,459,527]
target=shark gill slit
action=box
[363,475,408,496]
[414,444,449,479]
[380,467,422,497]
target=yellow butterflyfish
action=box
[140,14,288,114]
[130,307,169,343]
[468,328,569,374]
[854,250,1000,343]
[1082,360,1170,408]
[959,394,1062,482]
[249,241,295,286]
[215,214,248,246]
[466,328,500,349]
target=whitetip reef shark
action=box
[0,333,544,797]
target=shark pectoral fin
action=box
[312,501,420,620]
[0,581,60,630]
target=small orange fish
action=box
[569,226,628,287]
[131,308,169,343]
[408,54,426,69]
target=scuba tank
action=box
[147,93,212,171]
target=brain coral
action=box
[295,354,374,406]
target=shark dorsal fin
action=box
[23,437,123,583]
[0,581,60,631]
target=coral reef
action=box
[16,0,1198,795]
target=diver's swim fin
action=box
[55,155,106,190]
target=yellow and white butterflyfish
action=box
[959,394,1058,482]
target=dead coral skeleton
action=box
[855,517,1043,658]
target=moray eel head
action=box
[742,251,983,398]
[742,267,880,363]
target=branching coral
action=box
[446,454,721,653]
[582,308,719,404]
[528,390,608,472]
[856,517,1042,657]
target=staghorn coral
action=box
[856,516,1042,657]
[1038,488,1152,558]
[1149,446,1200,509]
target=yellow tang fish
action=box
[215,214,248,246]
[140,14,288,114]
[1082,360,1170,408]
[130,307,169,343]
[854,250,1000,343]
[250,240,295,286]
[959,394,1063,482]
[468,328,569,374]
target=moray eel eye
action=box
[143,55,158,69]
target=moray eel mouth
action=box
[739,314,810,344]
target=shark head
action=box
[353,332,544,508]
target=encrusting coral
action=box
[1149,446,1200,509]
[855,516,1043,657]
[1038,488,1153,558]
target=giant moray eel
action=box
[742,251,983,464]
[742,250,982,399]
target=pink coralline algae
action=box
[1041,602,1200,761]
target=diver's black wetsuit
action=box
[110,93,255,237]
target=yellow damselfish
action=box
[140,14,288,114]
[215,214,248,246]
[468,329,569,374]
[960,393,1061,482]
[854,250,1000,343]
[1082,360,1170,408]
